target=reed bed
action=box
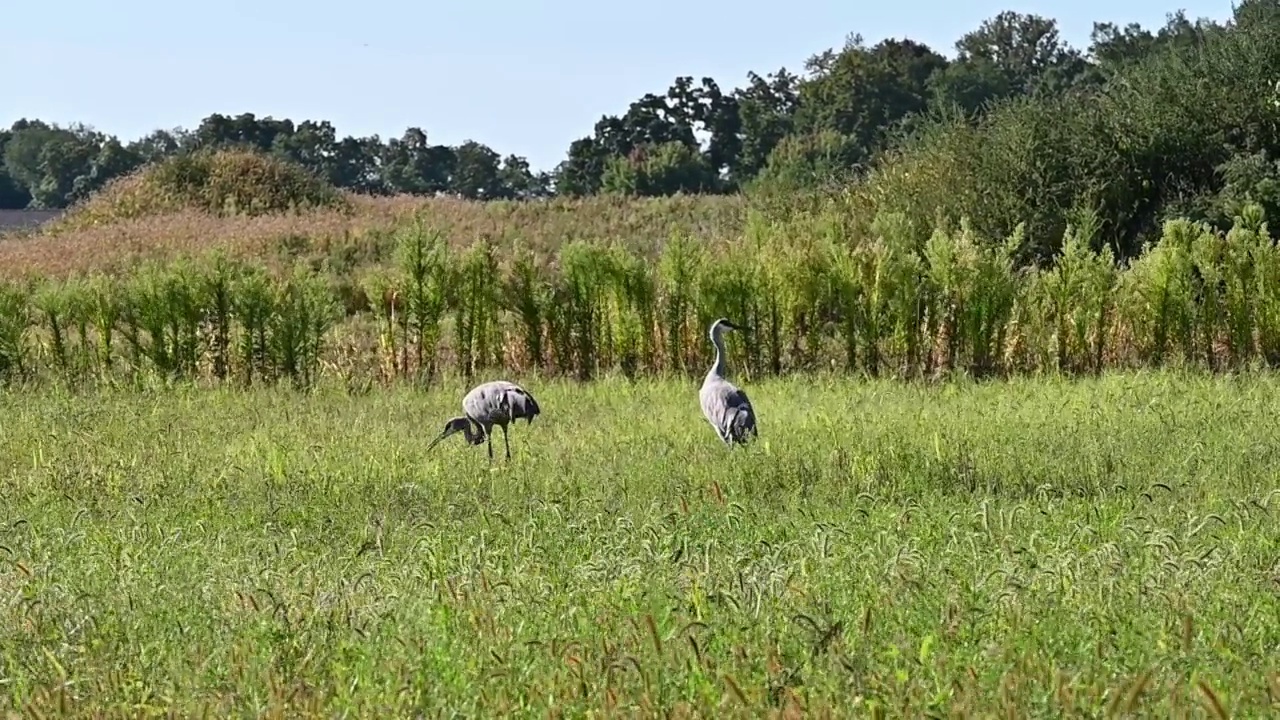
[1,202,1278,389]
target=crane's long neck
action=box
[708,327,728,379]
[460,417,484,443]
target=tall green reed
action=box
[397,221,450,384]
[0,202,1278,388]
[0,282,29,384]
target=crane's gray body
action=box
[428,379,541,460]
[463,379,541,430]
[700,319,758,446]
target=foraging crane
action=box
[700,318,758,446]
[426,380,542,461]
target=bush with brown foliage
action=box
[0,191,748,282]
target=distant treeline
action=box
[4,3,1280,265]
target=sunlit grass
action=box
[2,370,1279,716]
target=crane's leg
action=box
[501,424,511,460]
[485,426,494,461]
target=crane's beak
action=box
[426,432,447,452]
[426,423,456,452]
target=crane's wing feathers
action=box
[701,378,758,445]
[463,380,541,425]
[723,387,757,442]
[504,386,541,423]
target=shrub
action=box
[49,148,350,230]
[601,142,719,197]
[850,11,1280,266]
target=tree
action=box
[191,112,294,153]
[931,12,1088,114]
[601,141,717,196]
[748,130,862,195]
[381,128,455,195]
[733,69,800,182]
[499,154,551,199]
[1086,11,1217,81]
[3,120,68,195]
[1198,150,1280,229]
[2,121,118,208]
[0,130,33,208]
[331,136,385,194]
[272,120,339,180]
[666,76,744,182]
[78,138,144,199]
[554,137,609,196]
[555,75,739,195]
[795,35,949,171]
[128,129,187,165]
[452,141,505,199]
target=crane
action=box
[426,380,542,461]
[700,318,758,446]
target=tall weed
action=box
[4,203,1280,387]
[0,282,29,384]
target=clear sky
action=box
[2,0,1238,173]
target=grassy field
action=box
[2,371,1279,717]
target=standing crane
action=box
[426,380,542,461]
[700,318,758,446]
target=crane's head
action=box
[710,317,744,337]
[426,416,483,451]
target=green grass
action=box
[2,371,1279,717]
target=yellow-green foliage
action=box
[2,203,1280,388]
[48,148,350,231]
[3,373,1279,715]
[7,254,339,389]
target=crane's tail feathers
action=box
[727,407,757,445]
[713,406,754,446]
[506,389,541,424]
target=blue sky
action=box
[2,0,1238,172]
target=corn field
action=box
[3,204,1280,389]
